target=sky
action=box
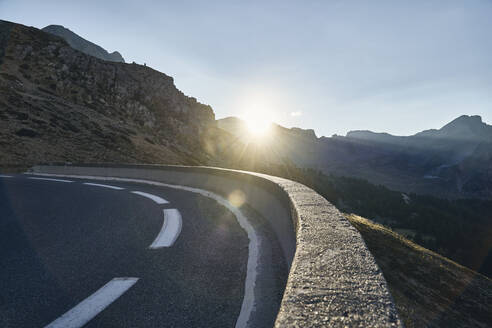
[1,0,492,137]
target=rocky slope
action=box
[0,20,223,168]
[42,25,125,62]
[346,214,492,328]
[217,115,492,199]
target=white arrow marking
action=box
[149,209,183,248]
[0,175,13,178]
[83,182,125,190]
[131,191,169,204]
[44,277,138,328]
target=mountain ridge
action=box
[217,115,492,199]
[347,115,492,143]
[42,24,125,63]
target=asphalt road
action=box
[0,174,284,328]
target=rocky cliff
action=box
[0,20,218,167]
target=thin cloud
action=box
[290,111,302,117]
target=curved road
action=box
[0,174,267,327]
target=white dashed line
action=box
[44,277,139,328]
[28,177,73,183]
[25,173,258,328]
[83,182,125,190]
[131,191,169,204]
[0,175,13,178]
[150,209,183,248]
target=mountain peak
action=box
[346,130,394,139]
[416,115,491,142]
[444,115,483,129]
[289,127,318,140]
[42,24,125,63]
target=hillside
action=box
[42,25,125,62]
[345,214,492,328]
[0,20,230,169]
[242,163,492,278]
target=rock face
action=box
[42,25,125,62]
[0,20,217,167]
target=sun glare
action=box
[244,116,272,137]
[236,87,281,139]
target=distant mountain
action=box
[42,25,125,62]
[217,116,318,141]
[217,115,492,199]
[216,116,248,136]
[345,130,401,144]
[217,116,321,170]
[348,115,492,144]
[415,115,492,141]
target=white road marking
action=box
[0,174,13,178]
[150,209,182,248]
[131,191,169,204]
[44,277,138,328]
[83,182,125,190]
[28,177,73,183]
[28,173,259,328]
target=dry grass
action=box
[345,213,492,328]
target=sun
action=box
[242,112,273,138]
[235,87,280,139]
[244,116,272,137]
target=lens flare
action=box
[228,189,246,208]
